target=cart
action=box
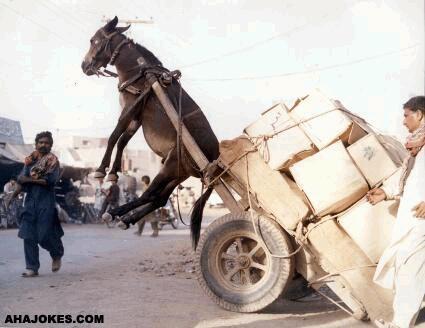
[150,79,394,324]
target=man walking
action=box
[367,96,425,328]
[99,179,120,218]
[17,131,64,277]
[134,175,159,237]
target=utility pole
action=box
[101,16,154,25]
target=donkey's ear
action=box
[104,16,118,32]
[116,25,131,34]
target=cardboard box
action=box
[219,136,311,229]
[338,199,398,263]
[348,134,398,187]
[290,90,353,149]
[244,103,315,170]
[290,140,369,216]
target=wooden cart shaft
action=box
[150,79,242,213]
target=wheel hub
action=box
[237,255,250,269]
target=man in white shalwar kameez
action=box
[367,96,425,328]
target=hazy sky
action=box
[0,0,423,148]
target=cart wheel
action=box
[195,211,294,313]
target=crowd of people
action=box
[1,169,160,228]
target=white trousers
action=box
[392,247,425,328]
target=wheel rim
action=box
[216,235,270,291]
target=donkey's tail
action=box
[190,187,213,250]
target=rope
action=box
[308,264,377,287]
[176,79,190,227]
[314,288,355,317]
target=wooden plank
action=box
[307,218,393,321]
[214,181,242,213]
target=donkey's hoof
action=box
[94,171,106,179]
[106,173,119,182]
[102,212,113,223]
[117,220,129,230]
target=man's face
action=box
[36,137,52,155]
[403,108,423,133]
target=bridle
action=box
[88,29,131,76]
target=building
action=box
[55,135,162,177]
[0,117,24,146]
[56,135,108,149]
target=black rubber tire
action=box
[195,211,294,313]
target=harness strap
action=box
[118,71,145,92]
[110,39,131,65]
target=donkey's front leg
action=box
[94,119,129,178]
[107,120,142,181]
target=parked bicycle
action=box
[0,192,23,229]
[157,194,179,230]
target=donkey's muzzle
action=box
[81,61,94,76]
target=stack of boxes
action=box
[243,89,407,263]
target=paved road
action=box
[0,208,403,328]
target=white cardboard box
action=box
[290,89,353,149]
[219,136,311,230]
[347,134,398,187]
[338,199,398,263]
[290,140,369,216]
[244,103,315,170]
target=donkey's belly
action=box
[143,127,176,159]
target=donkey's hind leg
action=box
[107,119,142,181]
[107,147,188,218]
[116,175,186,229]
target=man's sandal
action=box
[52,258,61,272]
[21,269,39,277]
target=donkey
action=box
[81,17,219,248]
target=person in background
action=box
[368,96,425,328]
[134,175,159,237]
[99,179,120,218]
[94,177,106,218]
[4,176,18,194]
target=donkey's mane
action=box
[133,42,163,66]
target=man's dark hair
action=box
[10,176,17,181]
[141,175,150,184]
[403,96,425,115]
[35,131,53,145]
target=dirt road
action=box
[0,208,420,328]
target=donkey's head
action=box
[81,16,130,76]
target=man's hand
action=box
[366,188,386,205]
[412,202,425,219]
[17,176,32,184]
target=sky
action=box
[0,0,423,148]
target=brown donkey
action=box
[81,17,219,248]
